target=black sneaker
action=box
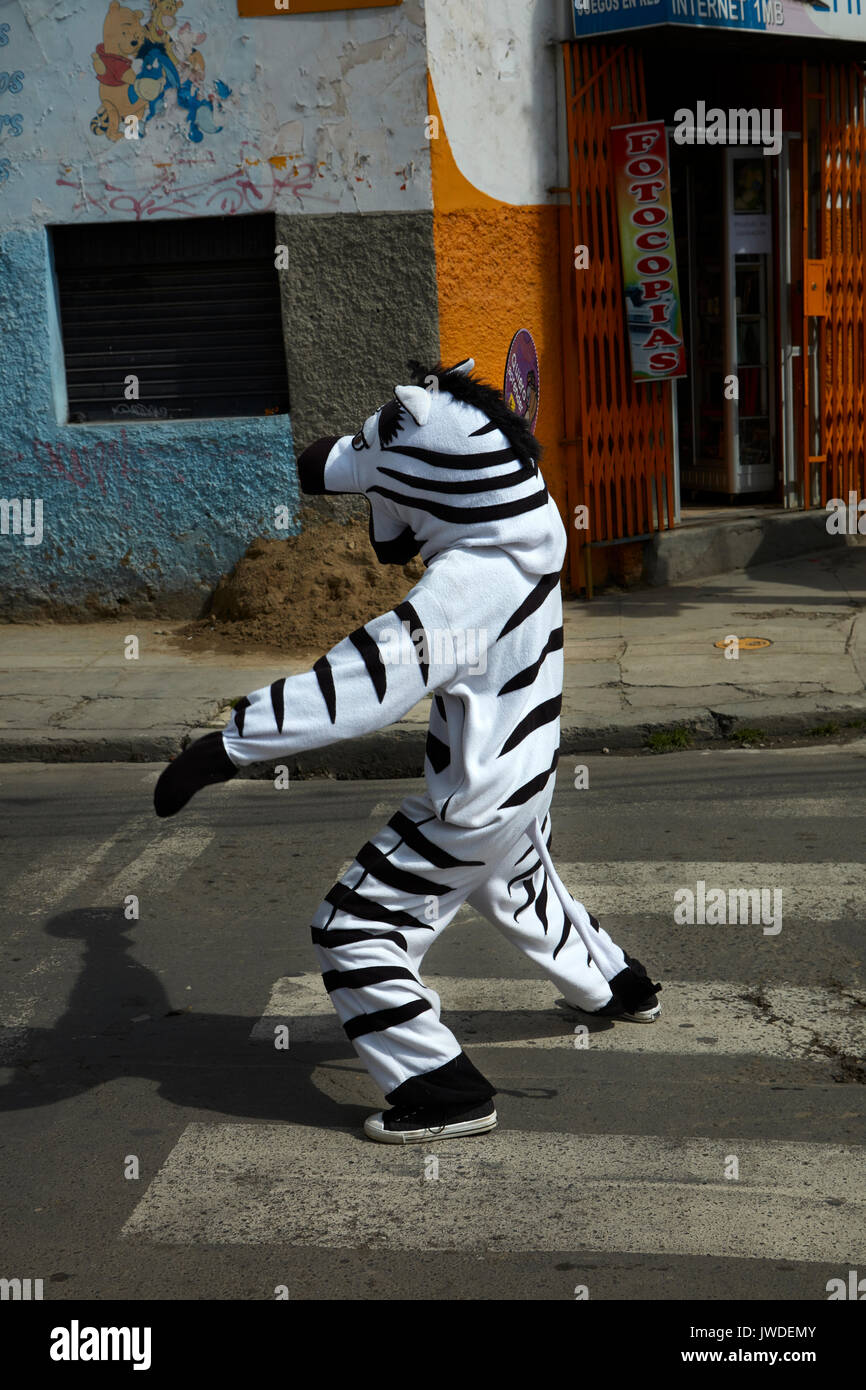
[572,953,662,1024]
[364,1099,497,1144]
[619,954,661,1020]
[590,994,660,1023]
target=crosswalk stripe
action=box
[548,862,863,921]
[247,973,865,1063]
[329,862,863,921]
[587,796,864,819]
[101,826,214,904]
[0,946,75,1062]
[3,814,156,917]
[120,1122,866,1261]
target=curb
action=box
[642,515,840,587]
[3,696,866,771]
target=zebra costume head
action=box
[296,359,566,576]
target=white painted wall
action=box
[0,0,432,228]
[425,0,572,206]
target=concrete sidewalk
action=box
[1,545,864,772]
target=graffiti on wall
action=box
[57,143,339,218]
[91,1,231,144]
[0,17,24,185]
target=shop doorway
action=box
[670,140,783,508]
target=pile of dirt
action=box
[180,512,424,657]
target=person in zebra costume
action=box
[154,358,662,1143]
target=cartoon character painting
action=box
[91,0,230,144]
[144,0,183,64]
[173,22,207,89]
[90,3,166,142]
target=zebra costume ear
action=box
[393,384,433,427]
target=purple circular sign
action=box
[503,329,540,434]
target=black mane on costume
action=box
[407,359,543,468]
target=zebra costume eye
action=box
[377,398,407,448]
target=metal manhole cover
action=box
[713,636,773,651]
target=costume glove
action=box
[154,731,238,819]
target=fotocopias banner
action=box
[610,121,687,383]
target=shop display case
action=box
[679,147,776,495]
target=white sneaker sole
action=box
[621,1002,661,1023]
[364,1110,498,1144]
[571,1001,662,1024]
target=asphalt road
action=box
[1,745,864,1301]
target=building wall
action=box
[425,0,572,525]
[0,0,436,615]
[276,210,440,455]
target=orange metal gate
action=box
[559,41,675,594]
[802,60,866,512]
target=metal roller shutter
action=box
[50,213,289,423]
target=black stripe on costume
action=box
[232,696,250,737]
[497,572,560,641]
[433,694,447,721]
[511,814,553,872]
[368,483,549,526]
[498,694,563,757]
[392,599,429,686]
[553,917,573,960]
[269,679,285,734]
[349,626,387,703]
[425,730,451,774]
[498,750,559,809]
[515,872,539,921]
[344,998,432,1041]
[355,841,451,896]
[381,443,516,470]
[312,925,409,952]
[375,464,533,494]
[323,965,418,993]
[323,883,430,931]
[498,626,565,695]
[535,873,549,934]
[507,856,541,895]
[313,656,337,724]
[469,420,499,436]
[369,521,419,566]
[388,810,484,868]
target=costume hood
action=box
[296,359,566,578]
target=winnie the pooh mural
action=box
[90,3,166,142]
[91,0,230,144]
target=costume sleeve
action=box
[221,583,458,767]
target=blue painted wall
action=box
[0,0,432,615]
[1,225,298,615]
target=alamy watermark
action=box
[826,493,866,535]
[1,1276,43,1299]
[674,880,782,935]
[49,1322,152,1370]
[380,620,488,676]
[0,497,43,545]
[673,102,782,157]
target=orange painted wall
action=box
[427,76,568,524]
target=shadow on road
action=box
[0,907,588,1124]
